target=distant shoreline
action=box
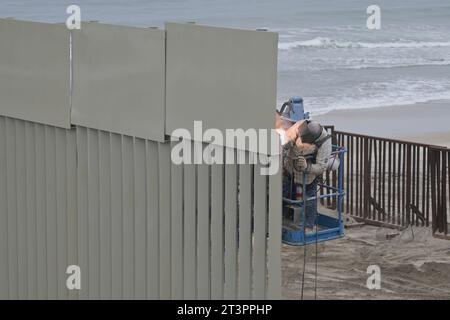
[315,99,450,148]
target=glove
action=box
[293,156,308,172]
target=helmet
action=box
[298,120,323,144]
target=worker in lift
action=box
[276,109,332,231]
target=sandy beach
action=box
[283,225,450,300]
[316,100,450,148]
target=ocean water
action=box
[1,0,450,115]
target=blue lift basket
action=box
[280,96,346,246]
[282,146,346,246]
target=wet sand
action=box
[315,100,450,148]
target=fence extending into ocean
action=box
[323,127,449,238]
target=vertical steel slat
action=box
[435,151,441,232]
[238,156,252,300]
[373,139,377,220]
[415,146,420,226]
[381,141,385,222]
[197,142,210,299]
[440,151,447,233]
[6,118,18,299]
[371,139,374,218]
[76,126,89,299]
[414,146,418,225]
[437,151,443,232]
[374,139,377,219]
[429,150,437,232]
[402,144,407,226]
[411,146,416,225]
[211,162,224,299]
[447,150,450,234]
[134,138,147,299]
[348,135,353,214]
[15,120,27,299]
[437,150,447,233]
[55,128,68,299]
[267,154,282,299]
[392,143,397,225]
[387,141,393,223]
[336,133,342,209]
[417,146,421,225]
[331,135,337,209]
[439,151,443,232]
[224,148,238,299]
[363,138,370,219]
[438,151,443,232]
[158,142,171,299]
[441,151,445,231]
[355,136,359,217]
[45,126,58,299]
[397,143,402,225]
[406,145,412,225]
[359,137,363,218]
[365,138,370,219]
[170,141,183,299]
[377,140,382,221]
[66,129,78,300]
[0,117,8,299]
[87,129,100,299]
[252,162,267,299]
[445,151,450,235]
[353,135,358,215]
[122,135,135,299]
[24,122,37,299]
[35,123,47,299]
[426,148,431,226]
[99,131,112,299]
[350,136,354,216]
[421,147,427,226]
[146,140,160,299]
[110,133,123,299]
[371,139,375,219]
[400,143,405,225]
[183,141,196,299]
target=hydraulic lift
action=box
[280,97,346,246]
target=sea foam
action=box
[278,37,450,50]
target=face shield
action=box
[275,111,296,145]
[298,120,323,144]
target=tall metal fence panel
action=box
[0,19,282,300]
[0,116,282,299]
[0,19,70,128]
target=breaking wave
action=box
[278,37,450,50]
[300,79,450,115]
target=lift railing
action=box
[323,127,449,239]
[282,146,346,245]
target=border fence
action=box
[323,127,449,239]
[0,19,282,300]
[0,116,282,300]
